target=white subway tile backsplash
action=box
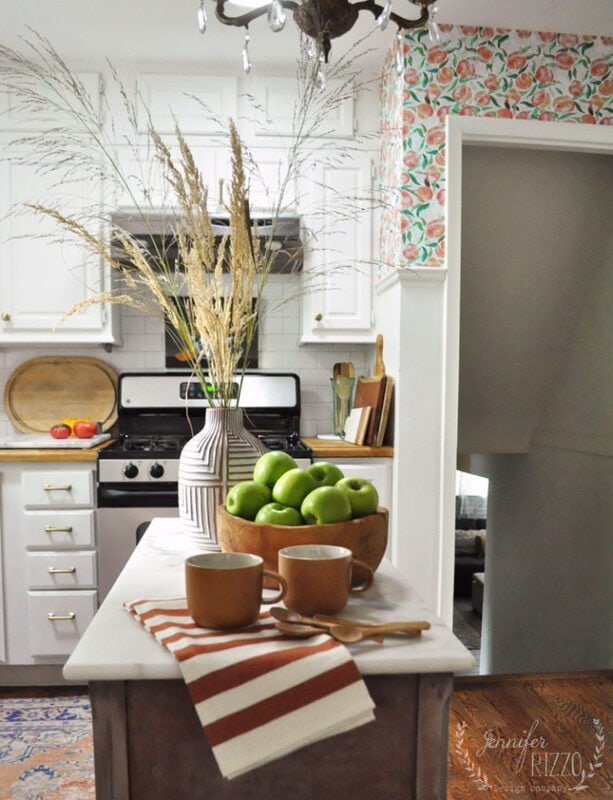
[0,303,370,437]
[121,314,146,334]
[259,315,284,335]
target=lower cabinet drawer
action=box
[26,551,97,589]
[27,590,97,657]
[22,469,94,508]
[24,510,96,548]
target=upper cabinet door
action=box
[300,154,375,343]
[0,152,118,344]
[249,77,355,139]
[0,73,101,132]
[136,74,238,135]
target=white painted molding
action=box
[376,266,447,295]
[447,116,613,154]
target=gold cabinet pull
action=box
[47,566,76,574]
[44,525,73,533]
[47,612,76,621]
[43,484,72,492]
[1,312,10,322]
[314,313,323,322]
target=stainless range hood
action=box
[111,208,303,273]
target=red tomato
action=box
[73,420,98,439]
[50,424,71,439]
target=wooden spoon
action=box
[271,608,384,642]
[275,621,328,638]
[314,614,431,636]
[272,608,429,638]
[274,621,384,644]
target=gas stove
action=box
[98,371,312,485]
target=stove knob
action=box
[123,463,139,479]
[288,432,300,444]
[150,462,165,479]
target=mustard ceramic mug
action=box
[278,544,374,616]
[185,552,287,629]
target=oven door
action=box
[97,483,178,602]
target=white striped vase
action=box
[178,407,266,549]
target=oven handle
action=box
[97,485,178,508]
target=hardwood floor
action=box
[448,672,612,799]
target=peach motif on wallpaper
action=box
[379,26,613,275]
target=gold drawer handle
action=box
[314,313,323,322]
[43,484,73,492]
[44,525,73,533]
[48,566,76,574]
[1,312,10,322]
[47,612,76,621]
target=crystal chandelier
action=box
[197,0,441,75]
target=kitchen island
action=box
[64,517,473,800]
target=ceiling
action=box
[3,1,613,73]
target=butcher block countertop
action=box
[303,437,393,458]
[0,439,116,462]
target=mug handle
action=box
[350,560,374,593]
[261,570,288,604]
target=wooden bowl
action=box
[216,505,389,577]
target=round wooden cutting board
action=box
[4,356,118,433]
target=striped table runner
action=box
[125,598,375,779]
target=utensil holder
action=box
[330,377,355,436]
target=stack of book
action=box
[345,374,393,446]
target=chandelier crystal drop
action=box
[202,0,439,65]
[197,0,208,33]
[377,0,393,31]
[395,32,404,76]
[242,31,252,73]
[267,0,287,32]
[427,3,441,44]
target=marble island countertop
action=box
[63,517,474,681]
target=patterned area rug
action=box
[0,696,94,800]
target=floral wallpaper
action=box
[379,26,613,275]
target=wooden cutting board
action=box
[4,356,118,433]
[353,375,386,446]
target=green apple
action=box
[300,486,352,525]
[225,481,272,521]
[272,468,317,510]
[335,477,379,518]
[253,450,298,489]
[255,502,304,526]
[307,461,344,488]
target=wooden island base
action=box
[90,673,452,800]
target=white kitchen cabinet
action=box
[22,468,95,508]
[300,155,376,343]
[24,509,96,549]
[0,72,101,132]
[27,590,97,657]
[248,77,355,139]
[0,147,119,345]
[0,71,118,344]
[136,74,238,136]
[0,462,98,665]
